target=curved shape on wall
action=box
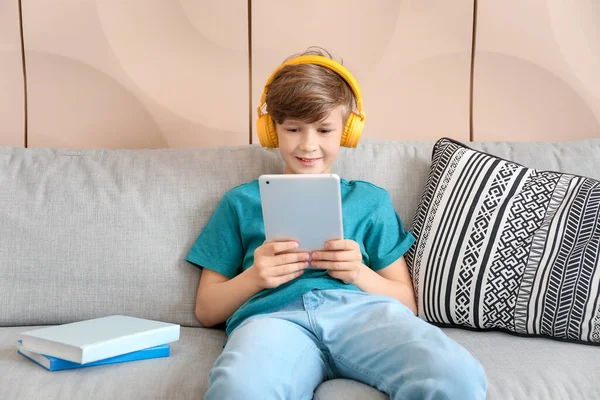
[251,0,474,142]
[0,0,25,147]
[473,0,600,141]
[473,52,599,141]
[548,0,600,101]
[26,51,165,149]
[23,0,249,148]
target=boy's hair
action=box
[265,47,356,125]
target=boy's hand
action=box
[311,239,365,284]
[249,241,310,290]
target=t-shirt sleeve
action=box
[364,190,416,271]
[185,194,244,279]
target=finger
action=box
[271,261,309,277]
[324,239,357,251]
[327,269,341,279]
[274,269,305,286]
[275,251,310,266]
[310,260,353,270]
[312,250,357,262]
[268,241,299,255]
[327,269,352,284]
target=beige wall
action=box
[252,0,474,143]
[22,0,248,148]
[1,1,599,148]
[0,0,25,147]
[473,0,600,141]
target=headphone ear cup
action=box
[257,114,279,148]
[266,115,278,148]
[341,113,364,148]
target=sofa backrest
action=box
[1,138,599,327]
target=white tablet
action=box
[259,174,344,256]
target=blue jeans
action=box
[205,289,487,400]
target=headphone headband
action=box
[257,55,365,120]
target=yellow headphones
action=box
[256,55,366,149]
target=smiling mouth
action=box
[296,157,322,166]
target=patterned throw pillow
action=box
[406,138,600,344]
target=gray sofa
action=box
[1,138,599,400]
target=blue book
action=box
[19,315,180,364]
[18,341,170,371]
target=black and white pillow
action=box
[406,138,600,344]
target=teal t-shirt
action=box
[186,178,415,336]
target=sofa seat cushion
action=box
[443,327,600,399]
[1,326,599,399]
[315,327,600,400]
[0,326,225,399]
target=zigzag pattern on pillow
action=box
[406,138,600,345]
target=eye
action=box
[285,128,300,133]
[319,129,333,134]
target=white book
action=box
[19,315,180,364]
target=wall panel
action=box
[251,0,474,143]
[0,0,25,147]
[23,0,249,148]
[473,0,600,141]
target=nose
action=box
[299,129,319,152]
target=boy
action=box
[186,48,487,399]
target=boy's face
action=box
[276,106,344,175]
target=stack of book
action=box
[17,315,180,371]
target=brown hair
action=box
[265,47,355,125]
